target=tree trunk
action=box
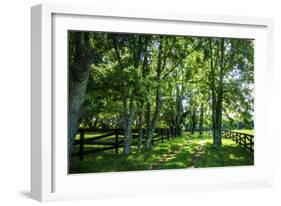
[175,84,183,135]
[68,80,89,159]
[137,102,144,152]
[191,108,197,134]
[123,91,135,155]
[146,81,162,148]
[145,89,161,149]
[215,38,225,146]
[209,38,224,147]
[121,85,128,153]
[68,32,92,162]
[145,100,152,148]
[209,39,218,146]
[169,87,176,130]
[199,103,204,135]
[113,35,141,155]
[145,36,163,149]
[92,116,99,129]
[146,85,161,149]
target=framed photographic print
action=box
[31,3,274,201]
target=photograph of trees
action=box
[68,31,254,174]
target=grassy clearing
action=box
[69,132,254,174]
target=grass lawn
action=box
[69,132,254,174]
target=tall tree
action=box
[208,38,225,146]
[145,36,164,149]
[68,32,109,159]
[68,32,93,161]
[110,34,144,154]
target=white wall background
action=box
[0,0,280,205]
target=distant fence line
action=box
[222,130,254,159]
[72,128,180,160]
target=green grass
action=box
[232,130,254,135]
[75,132,115,140]
[69,132,254,174]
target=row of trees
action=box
[68,31,254,157]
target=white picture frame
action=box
[31,3,274,202]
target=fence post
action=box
[243,134,247,154]
[249,136,254,160]
[239,134,242,146]
[79,130,85,160]
[161,128,164,143]
[224,130,254,160]
[115,130,119,154]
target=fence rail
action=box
[222,130,254,158]
[72,128,179,159]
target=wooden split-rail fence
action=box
[72,128,179,160]
[222,130,254,159]
[72,128,254,160]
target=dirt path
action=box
[148,142,190,170]
[188,140,205,168]
[149,140,205,170]
[149,139,205,169]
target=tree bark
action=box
[137,36,148,152]
[92,116,99,129]
[215,38,225,146]
[209,38,225,147]
[68,32,92,162]
[175,83,183,135]
[145,100,152,148]
[137,102,144,152]
[145,36,163,149]
[123,90,135,155]
[191,108,197,134]
[209,39,218,145]
[199,103,204,135]
[121,85,128,153]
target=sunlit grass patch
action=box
[194,138,253,168]
[232,130,254,135]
